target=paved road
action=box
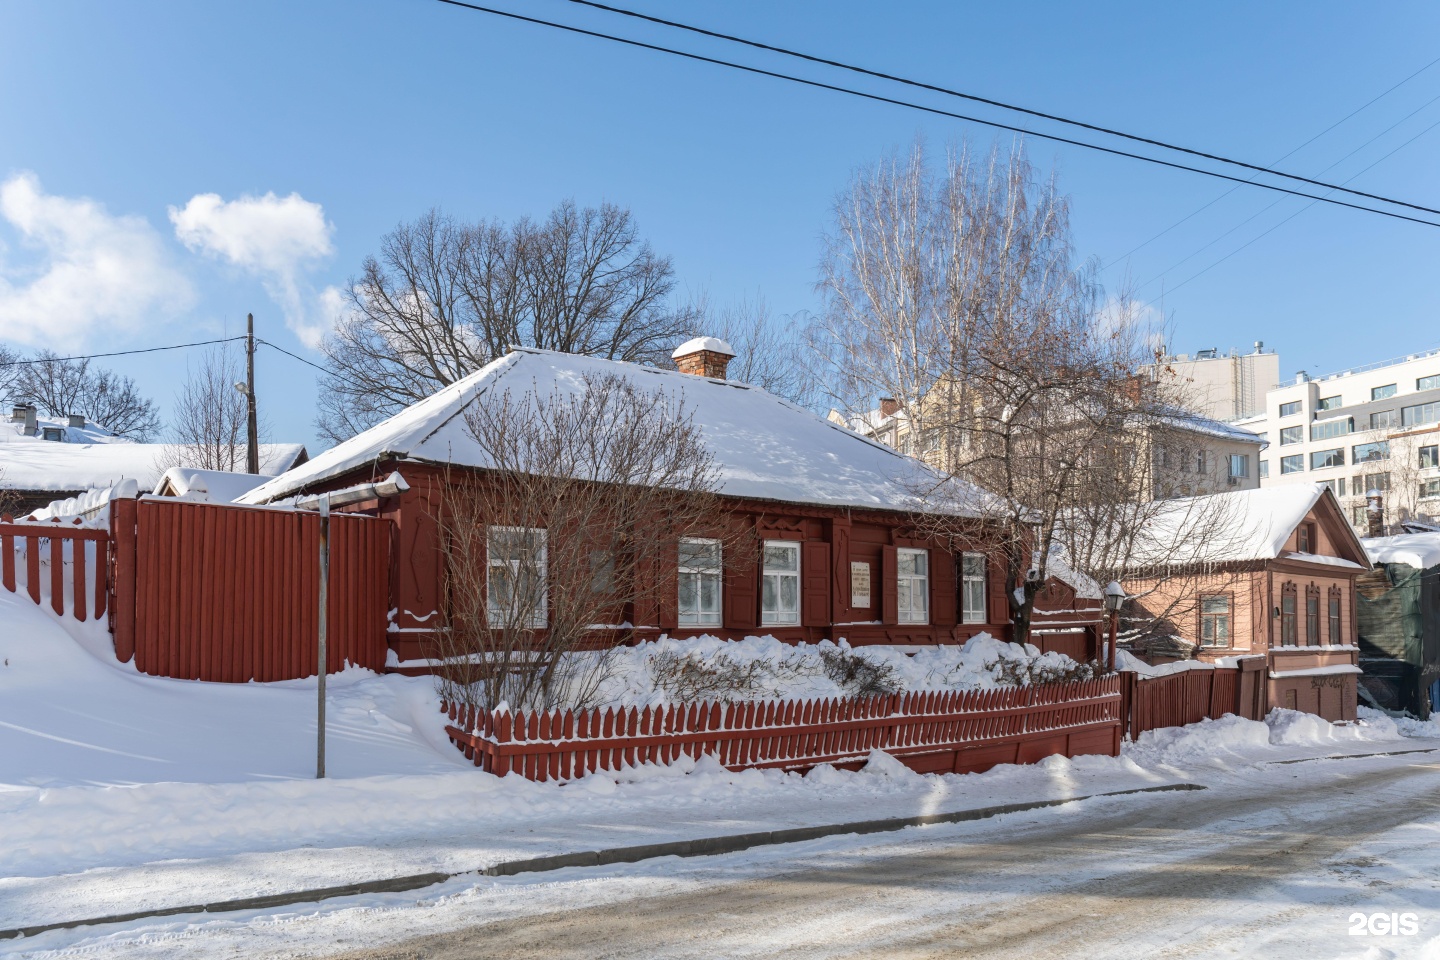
[328,759,1440,959]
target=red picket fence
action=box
[0,516,108,622]
[111,497,392,682]
[1121,660,1266,740]
[444,677,1122,781]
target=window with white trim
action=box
[961,552,987,624]
[760,540,800,626]
[487,526,547,628]
[896,548,929,624]
[677,538,722,627]
[1199,596,1231,646]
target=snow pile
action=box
[1267,707,1402,746]
[567,633,1095,710]
[1363,531,1440,571]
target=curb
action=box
[0,782,1203,942]
[1267,747,1439,766]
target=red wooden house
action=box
[240,340,1044,668]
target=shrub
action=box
[647,649,815,703]
[986,656,1103,686]
[819,647,902,697]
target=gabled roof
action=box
[1130,483,1368,569]
[241,348,992,515]
[0,434,308,494]
[152,467,276,503]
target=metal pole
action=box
[317,493,329,779]
[245,313,259,475]
[1108,609,1119,675]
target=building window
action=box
[1370,410,1399,431]
[761,540,801,626]
[1199,596,1231,647]
[678,538,722,627]
[1361,472,1391,494]
[1422,445,1440,470]
[487,526,547,628]
[1402,401,1440,428]
[1318,395,1343,411]
[1195,450,1208,473]
[1421,479,1440,500]
[1329,588,1343,644]
[961,552,987,624]
[1228,454,1250,478]
[1259,460,1269,479]
[896,548,929,623]
[1372,384,1398,401]
[1280,426,1304,445]
[1280,454,1305,474]
[1319,478,1346,498]
[1310,418,1353,441]
[1310,448,1344,470]
[1281,585,1297,645]
[1418,375,1440,392]
[1279,400,1303,417]
[1306,588,1320,646]
[1353,441,1390,463]
[1297,522,1315,554]
[1352,504,1368,526]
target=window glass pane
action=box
[699,576,718,612]
[1310,449,1343,470]
[1201,597,1229,614]
[962,553,985,577]
[1370,410,1398,430]
[1421,479,1440,499]
[1421,446,1439,469]
[1418,375,1440,391]
[780,575,798,611]
[679,576,697,612]
[1279,400,1302,417]
[761,576,777,612]
[1310,418,1352,441]
[1402,402,1440,427]
[897,551,918,576]
[1318,395,1343,411]
[1228,454,1249,477]
[1362,472,1391,493]
[1280,455,1304,474]
[764,543,798,571]
[1259,460,1269,478]
[1280,426,1303,445]
[1372,384,1398,401]
[1352,441,1389,463]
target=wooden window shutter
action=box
[724,544,758,630]
[656,539,679,631]
[930,548,957,627]
[880,545,898,625]
[988,551,1007,623]
[802,540,831,627]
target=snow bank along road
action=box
[325,753,1440,960]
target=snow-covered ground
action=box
[4,589,1440,958]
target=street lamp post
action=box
[1103,581,1126,675]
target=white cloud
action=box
[170,191,335,347]
[0,172,193,346]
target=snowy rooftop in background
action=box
[671,336,734,358]
[1148,406,1266,445]
[0,435,308,493]
[152,466,277,504]
[0,414,131,446]
[1363,532,1440,571]
[242,347,993,515]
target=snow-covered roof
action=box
[153,467,276,504]
[0,415,131,446]
[1362,532,1440,571]
[1130,483,1358,568]
[1146,406,1265,446]
[0,436,307,494]
[671,336,735,358]
[241,348,992,515]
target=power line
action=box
[256,339,330,375]
[1100,54,1440,272]
[555,0,1440,219]
[431,0,1440,228]
[0,336,248,366]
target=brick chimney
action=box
[1366,489,1385,538]
[672,336,736,380]
[879,397,901,418]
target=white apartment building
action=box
[1246,347,1440,534]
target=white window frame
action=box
[897,547,929,624]
[961,552,987,624]
[760,540,801,626]
[677,538,723,627]
[486,526,547,628]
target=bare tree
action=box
[157,348,256,472]
[814,139,1241,648]
[12,351,161,439]
[434,371,750,713]
[0,343,20,407]
[710,296,817,409]
[317,202,703,442]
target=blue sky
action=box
[2,1,1438,451]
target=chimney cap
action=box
[671,336,735,360]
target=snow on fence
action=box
[1121,660,1266,740]
[0,515,108,622]
[443,677,1123,781]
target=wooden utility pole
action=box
[245,313,259,475]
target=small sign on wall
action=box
[851,561,871,608]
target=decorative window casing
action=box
[760,540,801,626]
[1281,583,1297,645]
[1328,587,1343,644]
[1306,586,1321,646]
[677,538,722,627]
[487,526,548,628]
[896,548,929,624]
[961,552,987,624]
[1199,596,1231,647]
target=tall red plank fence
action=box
[444,677,1123,781]
[0,515,108,623]
[1121,659,1266,740]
